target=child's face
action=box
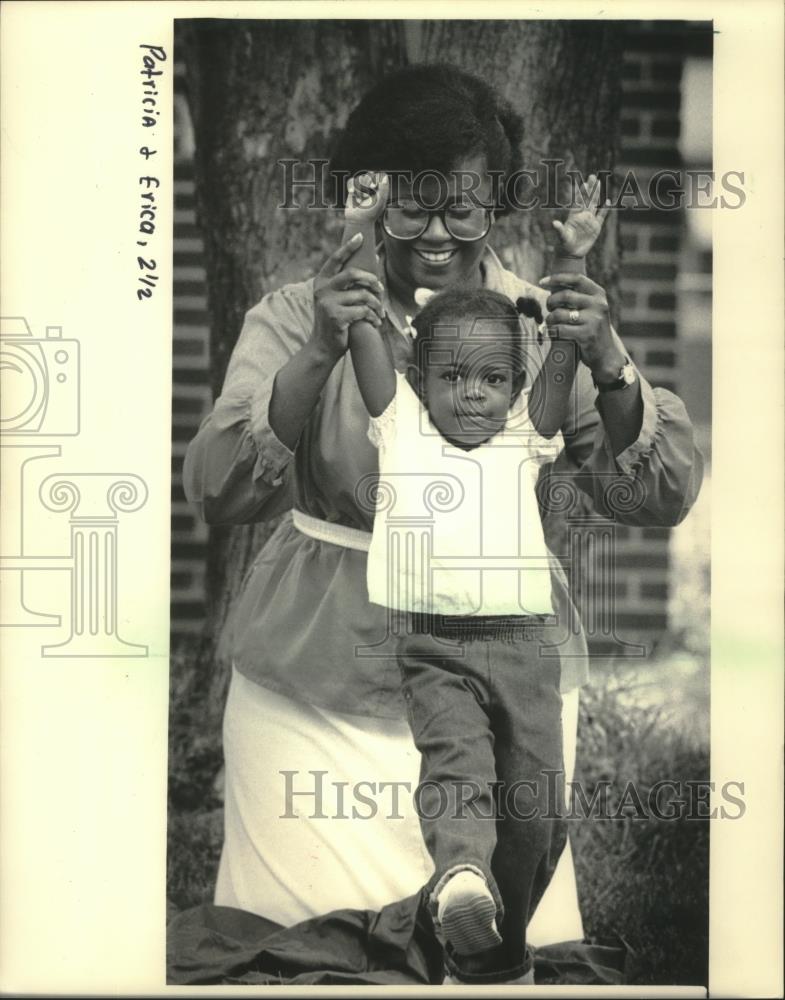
[418,318,521,449]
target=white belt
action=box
[292,509,372,553]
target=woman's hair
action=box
[329,64,524,213]
[411,288,527,376]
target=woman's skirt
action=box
[214,665,584,946]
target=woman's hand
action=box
[312,233,385,361]
[539,272,626,382]
[269,234,384,451]
[552,173,610,259]
[541,271,643,454]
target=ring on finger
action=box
[568,309,580,324]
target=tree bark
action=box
[179,19,407,682]
[404,21,622,304]
[178,18,623,691]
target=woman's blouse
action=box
[183,247,704,719]
[366,371,557,617]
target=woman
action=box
[183,64,703,981]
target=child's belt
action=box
[292,509,372,552]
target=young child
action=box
[343,170,609,442]
[343,172,607,984]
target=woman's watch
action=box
[592,355,637,393]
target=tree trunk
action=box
[410,20,623,295]
[177,18,623,696]
[178,19,407,686]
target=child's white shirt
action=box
[367,372,561,617]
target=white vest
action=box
[367,373,560,617]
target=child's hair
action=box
[411,288,537,376]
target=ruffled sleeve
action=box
[183,282,314,525]
[366,381,400,451]
[548,361,704,528]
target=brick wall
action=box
[607,21,712,654]
[170,24,712,652]
[171,65,211,641]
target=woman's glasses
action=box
[382,203,493,242]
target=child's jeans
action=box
[398,613,567,984]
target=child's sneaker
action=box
[436,870,502,956]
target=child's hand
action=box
[345,171,389,224]
[552,173,610,258]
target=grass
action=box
[166,642,225,912]
[570,664,709,985]
[167,639,709,985]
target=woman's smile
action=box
[413,247,459,266]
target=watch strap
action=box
[593,356,635,393]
